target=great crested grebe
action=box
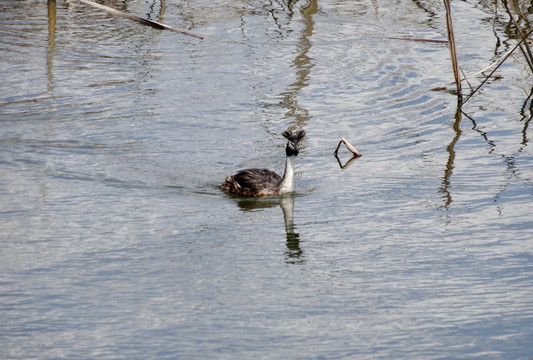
[222,129,306,197]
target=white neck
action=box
[279,156,296,194]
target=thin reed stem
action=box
[443,0,462,100]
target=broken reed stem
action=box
[431,45,519,91]
[502,0,533,72]
[443,0,462,101]
[334,137,362,157]
[77,0,205,39]
[463,27,533,104]
[460,67,474,93]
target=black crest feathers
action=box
[282,129,306,143]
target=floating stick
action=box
[76,0,205,39]
[334,137,362,157]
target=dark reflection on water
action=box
[280,194,303,263]
[264,0,317,133]
[235,194,303,263]
[440,102,462,209]
[334,153,360,169]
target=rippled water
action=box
[1,0,532,358]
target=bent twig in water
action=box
[334,137,362,157]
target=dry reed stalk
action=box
[76,0,205,39]
[334,137,362,157]
[443,0,462,100]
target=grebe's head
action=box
[282,129,306,157]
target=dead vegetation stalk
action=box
[76,0,205,39]
[334,137,362,157]
[443,0,462,101]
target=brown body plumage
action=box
[222,130,305,197]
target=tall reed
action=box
[443,0,462,101]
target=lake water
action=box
[1,0,532,358]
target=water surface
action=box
[1,0,532,358]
